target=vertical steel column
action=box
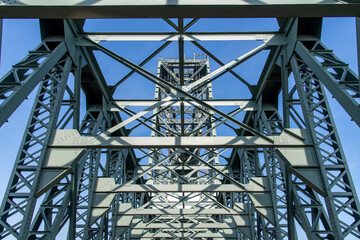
[73,50,82,130]
[285,165,296,239]
[69,164,79,239]
[291,55,360,238]
[0,55,72,239]
[138,57,231,238]
[356,17,360,85]
[0,19,2,67]
[281,53,290,128]
[259,110,287,239]
[282,51,294,238]
[74,112,105,239]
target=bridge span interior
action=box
[0,15,359,240]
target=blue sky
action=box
[0,18,359,238]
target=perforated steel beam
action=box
[50,128,310,148]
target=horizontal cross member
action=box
[129,229,236,239]
[1,1,360,18]
[95,177,269,193]
[131,236,236,240]
[136,165,228,172]
[50,129,310,149]
[115,207,246,216]
[82,32,283,43]
[129,219,238,229]
[110,99,256,110]
[96,184,266,193]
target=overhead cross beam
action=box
[0,14,360,240]
[1,1,360,18]
[84,32,282,42]
[115,207,245,215]
[49,128,310,149]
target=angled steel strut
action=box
[0,11,359,240]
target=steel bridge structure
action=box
[0,1,360,239]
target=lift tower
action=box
[0,1,360,240]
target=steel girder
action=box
[0,50,72,239]
[48,129,311,149]
[290,54,360,239]
[295,41,360,127]
[1,1,360,18]
[0,42,67,127]
[0,16,359,240]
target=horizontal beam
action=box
[130,220,238,229]
[1,1,360,18]
[136,165,228,172]
[97,184,265,193]
[95,177,269,193]
[130,229,236,238]
[111,99,256,110]
[116,207,246,216]
[83,32,280,42]
[50,129,310,148]
[131,237,236,240]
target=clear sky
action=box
[0,18,359,238]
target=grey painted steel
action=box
[112,99,256,108]
[291,55,360,239]
[130,230,237,238]
[1,0,360,18]
[0,42,67,127]
[96,183,267,193]
[128,221,238,229]
[0,55,72,239]
[357,17,360,86]
[0,19,2,67]
[95,177,269,193]
[0,16,359,240]
[50,128,310,148]
[84,32,282,42]
[115,207,246,215]
[73,51,82,129]
[191,41,252,88]
[112,41,171,90]
[76,113,107,239]
[295,41,360,127]
[255,109,288,239]
[136,165,228,172]
[88,39,274,142]
[107,57,274,239]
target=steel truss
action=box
[0,11,359,240]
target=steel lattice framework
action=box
[0,1,360,239]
